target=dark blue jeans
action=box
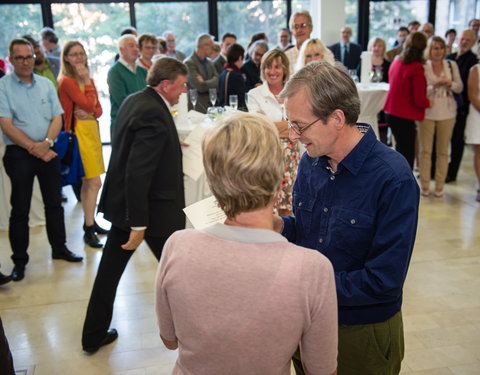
[3,145,66,266]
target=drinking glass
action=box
[229,95,238,111]
[348,69,359,83]
[209,88,217,106]
[189,89,198,110]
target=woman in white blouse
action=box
[418,36,463,197]
[247,49,300,216]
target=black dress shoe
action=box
[445,175,456,183]
[83,328,118,354]
[52,248,83,262]
[84,225,103,248]
[0,271,12,285]
[94,221,109,235]
[11,265,25,281]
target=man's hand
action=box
[273,215,285,233]
[40,149,58,162]
[121,229,145,250]
[180,141,189,147]
[28,141,50,158]
[196,75,204,82]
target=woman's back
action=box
[156,225,337,375]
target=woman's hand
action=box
[434,78,452,88]
[74,63,91,84]
[74,109,91,120]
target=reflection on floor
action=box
[0,146,479,375]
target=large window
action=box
[0,3,43,61]
[346,0,359,42]
[52,2,130,143]
[217,1,287,50]
[369,0,428,47]
[436,0,480,37]
[135,1,209,57]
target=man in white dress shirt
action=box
[285,11,313,75]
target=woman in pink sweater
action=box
[156,113,338,375]
[384,32,431,168]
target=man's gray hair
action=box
[163,30,174,39]
[196,33,214,49]
[289,10,313,31]
[249,40,268,56]
[118,34,137,50]
[147,57,188,86]
[279,61,360,125]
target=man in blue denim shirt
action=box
[274,61,420,375]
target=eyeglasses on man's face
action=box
[287,117,322,135]
[293,23,311,30]
[13,55,35,63]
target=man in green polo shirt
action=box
[22,35,60,88]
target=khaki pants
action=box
[293,311,404,375]
[418,118,455,191]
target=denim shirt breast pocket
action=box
[331,207,375,265]
[293,192,315,237]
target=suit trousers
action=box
[418,118,455,191]
[447,106,468,180]
[81,225,168,349]
[386,114,416,169]
[3,145,66,266]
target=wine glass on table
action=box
[209,88,217,107]
[229,95,238,111]
[189,89,198,110]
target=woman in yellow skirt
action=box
[58,41,106,248]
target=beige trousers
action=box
[418,118,455,191]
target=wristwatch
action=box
[45,137,54,148]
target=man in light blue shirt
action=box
[0,38,83,282]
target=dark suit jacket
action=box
[99,87,185,237]
[447,50,478,107]
[214,55,226,74]
[184,53,219,113]
[329,42,362,70]
[241,59,261,91]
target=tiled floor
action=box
[1,147,479,375]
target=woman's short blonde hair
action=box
[202,113,284,218]
[295,38,334,72]
[367,37,386,57]
[260,48,290,84]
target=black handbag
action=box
[447,60,464,108]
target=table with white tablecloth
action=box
[357,82,389,137]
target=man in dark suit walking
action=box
[329,26,362,70]
[81,57,187,354]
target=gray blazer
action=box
[184,53,219,113]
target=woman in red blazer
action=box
[383,32,431,169]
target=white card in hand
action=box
[183,196,226,229]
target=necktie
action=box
[343,44,349,68]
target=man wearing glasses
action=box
[274,61,419,375]
[285,10,313,74]
[0,38,83,282]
